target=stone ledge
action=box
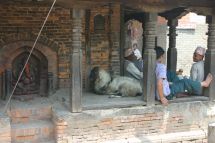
[104,130,207,143]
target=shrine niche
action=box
[0,41,58,99]
[12,52,39,95]
[12,51,48,96]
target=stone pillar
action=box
[70,9,84,112]
[204,15,215,99]
[208,122,215,143]
[143,13,157,106]
[167,19,178,71]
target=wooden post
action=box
[70,9,85,112]
[143,13,157,106]
[0,73,3,99]
[5,69,12,98]
[2,71,6,100]
[84,9,91,91]
[208,122,215,143]
[167,19,178,71]
[48,72,54,96]
[204,14,215,99]
[120,4,125,76]
[109,4,121,75]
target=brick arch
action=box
[0,32,60,52]
[0,41,58,90]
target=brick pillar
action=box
[204,15,215,100]
[70,9,85,112]
[143,13,157,106]
[167,19,178,71]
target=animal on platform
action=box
[89,67,142,97]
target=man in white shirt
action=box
[190,46,206,94]
[124,48,143,81]
[190,46,205,82]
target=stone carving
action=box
[12,53,39,95]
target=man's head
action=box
[193,46,205,62]
[124,48,142,61]
[154,46,165,61]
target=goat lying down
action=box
[89,67,142,97]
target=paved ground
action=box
[0,88,209,113]
[0,89,145,113]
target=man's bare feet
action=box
[201,73,213,87]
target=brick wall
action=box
[88,4,121,74]
[53,101,214,143]
[0,2,72,88]
[0,2,121,89]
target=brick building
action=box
[176,13,208,75]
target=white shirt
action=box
[190,60,204,94]
[124,60,143,80]
[190,60,204,82]
[155,62,171,100]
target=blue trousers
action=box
[167,71,201,98]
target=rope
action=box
[3,0,57,113]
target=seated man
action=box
[190,46,206,94]
[154,46,213,106]
[124,48,143,80]
[190,46,205,82]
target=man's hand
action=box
[157,79,169,106]
[160,97,168,106]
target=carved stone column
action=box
[167,19,178,71]
[204,15,215,99]
[143,13,157,106]
[70,9,84,112]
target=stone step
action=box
[8,100,52,123]
[104,130,207,143]
[11,120,54,143]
